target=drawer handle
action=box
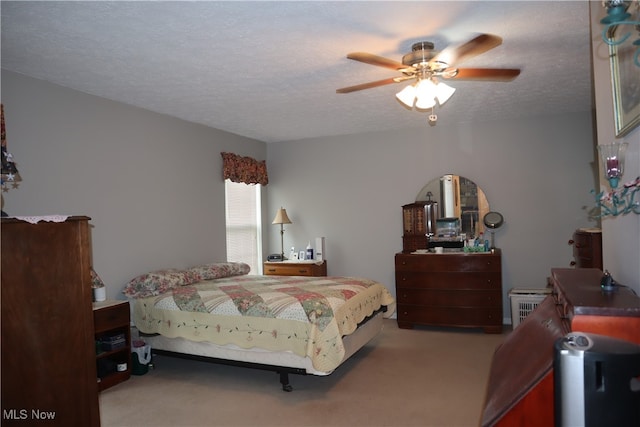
[298,269,308,273]
[267,269,277,272]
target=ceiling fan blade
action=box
[446,68,520,81]
[432,34,503,67]
[336,77,399,94]
[346,52,408,71]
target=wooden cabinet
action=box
[94,300,131,391]
[480,268,640,427]
[1,217,100,426]
[568,228,602,269]
[395,250,502,333]
[263,261,327,277]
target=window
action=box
[225,179,262,274]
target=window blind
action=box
[225,180,262,274]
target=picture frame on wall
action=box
[609,35,640,137]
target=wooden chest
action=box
[568,228,602,269]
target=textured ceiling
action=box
[1,1,593,143]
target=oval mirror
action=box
[415,175,489,238]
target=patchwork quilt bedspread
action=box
[132,275,396,372]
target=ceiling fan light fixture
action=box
[396,84,417,108]
[415,95,436,110]
[414,79,437,110]
[435,81,456,105]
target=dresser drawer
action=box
[551,282,572,319]
[398,304,502,327]
[396,271,501,290]
[263,261,326,277]
[93,301,130,334]
[396,289,501,307]
[395,253,501,273]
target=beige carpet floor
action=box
[99,320,507,427]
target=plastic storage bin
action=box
[509,288,552,329]
[131,341,152,375]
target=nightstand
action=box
[93,300,131,391]
[263,260,327,276]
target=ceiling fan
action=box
[336,33,520,115]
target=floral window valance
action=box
[221,152,268,186]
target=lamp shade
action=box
[415,95,436,110]
[414,79,437,110]
[272,207,292,225]
[435,81,456,105]
[396,84,417,108]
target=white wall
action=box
[1,71,267,300]
[590,1,640,294]
[267,111,597,321]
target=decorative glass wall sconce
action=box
[601,0,640,67]
[599,141,628,188]
[593,141,640,216]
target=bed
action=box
[123,262,396,391]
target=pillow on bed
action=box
[123,268,200,298]
[189,262,250,281]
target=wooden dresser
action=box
[481,268,640,427]
[1,217,100,426]
[568,228,603,269]
[263,260,327,276]
[394,250,502,333]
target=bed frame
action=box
[140,308,385,391]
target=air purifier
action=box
[554,332,640,427]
